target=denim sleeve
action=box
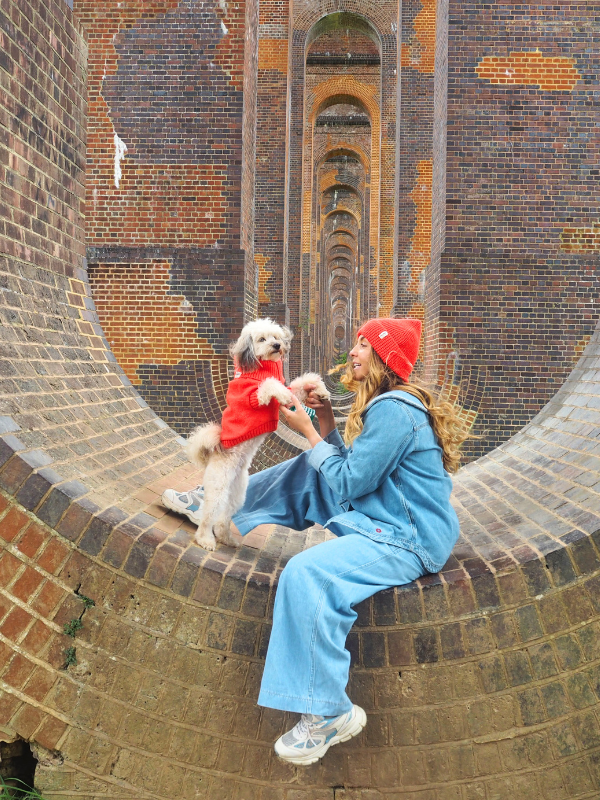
[324,427,346,452]
[308,399,415,499]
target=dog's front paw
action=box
[195,526,216,551]
[274,387,295,406]
[289,372,330,403]
[257,377,294,406]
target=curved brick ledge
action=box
[0,324,598,800]
[0,230,598,797]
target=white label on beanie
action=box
[379,331,389,339]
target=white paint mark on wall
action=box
[114,133,128,189]
[221,20,228,35]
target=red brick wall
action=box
[254,0,290,326]
[76,0,253,434]
[428,0,600,459]
[0,0,86,275]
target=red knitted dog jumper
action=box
[220,360,285,448]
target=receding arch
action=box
[313,92,372,122]
[321,144,369,169]
[305,11,382,52]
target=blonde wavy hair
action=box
[337,348,470,473]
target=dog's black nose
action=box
[273,342,281,350]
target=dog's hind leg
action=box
[194,456,229,551]
[213,437,263,546]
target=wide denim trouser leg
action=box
[232,453,426,716]
[233,450,345,534]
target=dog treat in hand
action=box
[289,403,316,420]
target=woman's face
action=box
[349,335,372,381]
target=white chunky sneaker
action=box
[274,705,366,765]
[161,486,204,525]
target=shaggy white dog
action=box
[186,319,329,551]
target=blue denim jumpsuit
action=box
[232,391,459,716]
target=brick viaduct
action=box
[0,0,599,798]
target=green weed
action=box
[0,775,47,800]
[62,619,83,638]
[63,646,77,668]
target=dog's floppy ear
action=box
[281,325,293,352]
[230,332,257,372]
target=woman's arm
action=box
[309,399,415,500]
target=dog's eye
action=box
[258,337,265,342]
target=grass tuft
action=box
[78,594,95,609]
[0,775,47,800]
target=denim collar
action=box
[363,389,427,415]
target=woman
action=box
[165,318,468,765]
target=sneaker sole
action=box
[276,706,367,766]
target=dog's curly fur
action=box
[185,319,330,551]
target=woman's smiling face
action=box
[349,335,372,381]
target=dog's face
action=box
[230,319,293,372]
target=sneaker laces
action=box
[281,715,315,747]
[297,716,320,747]
[294,714,329,748]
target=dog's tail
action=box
[185,422,223,468]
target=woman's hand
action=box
[280,402,323,447]
[302,385,336,438]
[303,385,327,411]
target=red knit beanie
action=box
[356,318,422,381]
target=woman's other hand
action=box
[302,384,335,438]
[280,402,323,447]
[303,384,327,410]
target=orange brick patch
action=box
[401,0,436,73]
[560,226,600,251]
[407,159,433,293]
[476,52,581,90]
[259,39,288,73]
[255,253,273,304]
[89,262,216,384]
